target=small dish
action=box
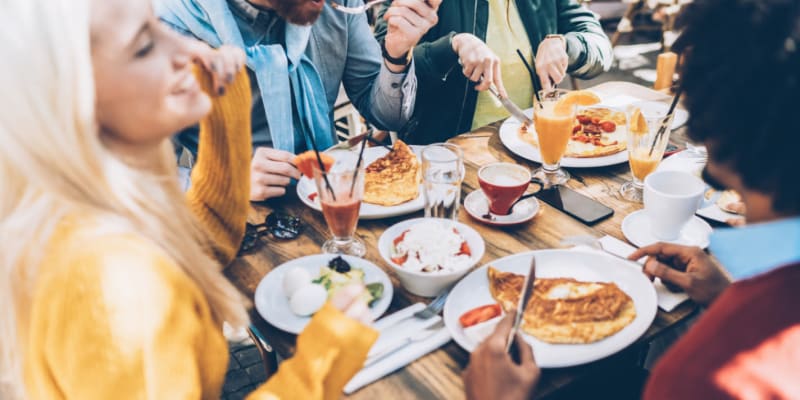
[378,218,485,297]
[464,189,540,226]
[622,210,712,249]
[254,254,393,334]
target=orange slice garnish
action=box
[293,151,335,177]
[553,90,601,115]
[630,107,649,135]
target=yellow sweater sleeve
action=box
[248,304,379,400]
[27,235,229,400]
[186,68,252,266]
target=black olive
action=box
[329,256,351,273]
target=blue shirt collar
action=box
[710,216,800,281]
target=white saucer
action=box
[622,210,712,249]
[464,189,540,226]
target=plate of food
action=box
[499,85,688,168]
[296,140,425,219]
[254,254,393,334]
[442,249,658,368]
[499,104,630,168]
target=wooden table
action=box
[226,106,699,399]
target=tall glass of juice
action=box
[313,164,366,257]
[532,89,575,187]
[620,102,675,202]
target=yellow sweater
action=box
[23,69,378,399]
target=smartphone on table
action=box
[535,185,614,225]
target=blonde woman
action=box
[0,1,377,399]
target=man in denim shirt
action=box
[156,0,441,200]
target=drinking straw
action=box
[300,117,337,201]
[648,87,683,157]
[350,130,374,196]
[516,49,543,108]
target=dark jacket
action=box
[375,0,613,144]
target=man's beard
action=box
[270,0,324,25]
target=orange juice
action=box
[534,103,574,165]
[629,149,661,181]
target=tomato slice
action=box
[308,192,318,202]
[458,241,471,256]
[393,230,409,246]
[459,304,502,328]
[391,254,408,265]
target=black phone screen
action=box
[535,186,614,225]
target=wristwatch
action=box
[545,34,566,48]
[381,41,411,67]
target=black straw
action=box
[300,117,336,201]
[350,130,374,196]
[648,87,683,157]
[516,49,543,108]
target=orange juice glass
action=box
[620,102,675,202]
[532,89,574,187]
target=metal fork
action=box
[330,0,387,14]
[376,286,452,331]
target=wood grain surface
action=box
[226,92,704,399]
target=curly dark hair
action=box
[673,0,800,214]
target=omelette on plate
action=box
[488,266,636,344]
[363,140,420,206]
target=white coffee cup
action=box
[643,170,706,240]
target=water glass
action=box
[421,143,464,220]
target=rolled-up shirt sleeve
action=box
[340,3,417,131]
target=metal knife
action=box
[488,85,534,126]
[505,255,537,353]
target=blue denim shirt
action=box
[157,0,417,154]
[710,217,800,281]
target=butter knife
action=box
[505,255,537,354]
[488,85,534,126]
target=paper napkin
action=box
[345,303,452,394]
[573,236,690,312]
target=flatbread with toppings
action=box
[487,266,636,344]
[363,140,420,206]
[519,107,628,158]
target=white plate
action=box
[463,189,540,226]
[498,83,688,168]
[296,146,425,219]
[254,254,393,334]
[622,210,712,249]
[443,250,658,368]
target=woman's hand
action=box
[535,36,568,91]
[192,44,246,96]
[330,284,374,325]
[629,243,732,305]
[463,312,539,400]
[452,33,507,96]
[250,147,301,201]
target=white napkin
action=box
[344,303,452,394]
[573,236,689,312]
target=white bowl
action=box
[378,218,485,297]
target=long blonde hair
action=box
[0,1,249,397]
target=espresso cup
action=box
[478,163,532,215]
[643,170,706,240]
